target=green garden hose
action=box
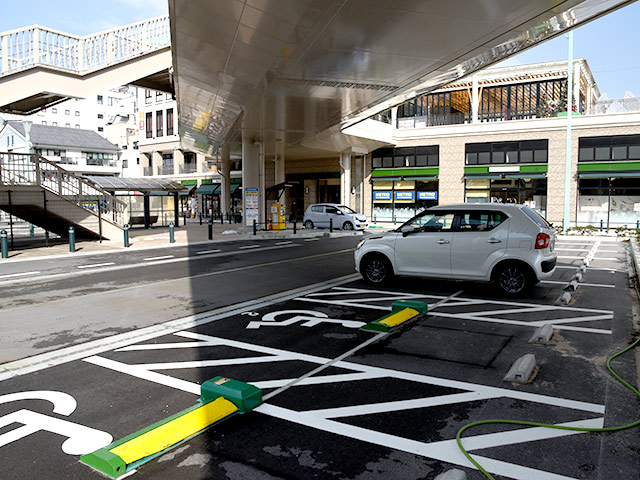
[456,336,640,479]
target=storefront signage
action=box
[489,165,520,173]
[373,191,392,201]
[417,191,438,201]
[244,188,259,227]
[394,191,415,201]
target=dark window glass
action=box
[629,146,640,159]
[534,150,547,163]
[145,112,152,138]
[156,110,163,137]
[579,148,594,161]
[506,151,518,163]
[167,108,174,136]
[382,156,392,167]
[372,157,382,168]
[479,152,491,164]
[595,147,610,161]
[416,155,427,166]
[427,154,438,166]
[520,150,533,163]
[492,151,505,164]
[466,153,477,165]
[612,146,627,160]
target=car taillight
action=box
[535,233,550,249]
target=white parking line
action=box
[591,257,621,261]
[0,271,41,279]
[196,249,221,255]
[275,241,293,245]
[239,245,260,250]
[143,255,175,261]
[541,280,615,288]
[304,238,319,242]
[77,262,115,269]
[557,256,584,259]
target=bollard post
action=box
[600,219,603,232]
[29,224,34,237]
[228,213,232,225]
[330,218,333,233]
[208,219,213,240]
[169,222,175,243]
[1,230,7,259]
[253,220,257,236]
[221,214,224,225]
[124,224,130,248]
[68,226,75,253]
[183,213,187,226]
[199,213,202,225]
[636,220,639,230]
[293,219,297,235]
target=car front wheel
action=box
[495,263,530,295]
[361,255,392,285]
[304,220,314,229]
[343,222,354,230]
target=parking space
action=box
[0,237,637,479]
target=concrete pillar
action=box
[242,128,264,226]
[274,139,286,207]
[196,152,206,173]
[391,107,398,129]
[220,143,231,215]
[472,74,479,124]
[340,150,352,207]
[152,151,162,176]
[173,148,184,175]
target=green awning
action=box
[403,175,438,181]
[194,184,221,194]
[579,172,640,178]
[230,184,241,193]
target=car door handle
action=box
[487,238,502,244]
[437,239,450,244]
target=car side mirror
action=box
[337,210,344,215]
[401,225,413,237]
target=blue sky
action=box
[1,0,638,99]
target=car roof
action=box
[429,203,523,211]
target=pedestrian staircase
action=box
[0,16,171,114]
[0,152,126,239]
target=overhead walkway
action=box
[0,16,172,114]
[0,152,126,239]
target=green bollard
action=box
[29,224,34,237]
[1,230,7,259]
[169,222,175,243]
[68,226,75,253]
[124,224,130,248]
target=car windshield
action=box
[338,205,356,214]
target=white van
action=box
[303,203,368,230]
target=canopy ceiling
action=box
[169,0,634,157]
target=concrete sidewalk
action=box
[0,220,372,263]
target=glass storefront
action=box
[577,177,640,228]
[119,193,176,227]
[464,177,547,217]
[372,180,438,223]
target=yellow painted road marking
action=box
[110,397,237,464]
[379,308,419,328]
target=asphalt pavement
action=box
[0,231,638,480]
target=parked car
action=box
[354,203,557,295]
[303,203,368,230]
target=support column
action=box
[151,151,162,176]
[274,139,286,206]
[220,143,231,216]
[173,148,184,176]
[472,74,479,124]
[242,127,263,227]
[196,152,206,173]
[340,150,352,208]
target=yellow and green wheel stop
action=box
[81,377,262,478]
[361,300,428,332]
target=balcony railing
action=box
[397,112,468,129]
[586,97,640,115]
[0,16,170,76]
[0,152,127,225]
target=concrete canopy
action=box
[169,0,634,158]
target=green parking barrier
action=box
[361,300,428,332]
[81,377,261,478]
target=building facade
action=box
[294,59,640,229]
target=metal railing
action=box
[0,152,127,225]
[0,16,170,76]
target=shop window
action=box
[466,140,548,165]
[579,134,640,162]
[373,146,438,169]
[595,147,609,161]
[612,146,627,160]
[145,112,153,138]
[629,146,640,159]
[156,110,163,137]
[534,150,547,162]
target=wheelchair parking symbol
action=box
[245,310,365,329]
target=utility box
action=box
[271,203,286,230]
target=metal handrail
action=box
[0,152,127,225]
[0,16,170,76]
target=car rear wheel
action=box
[495,263,530,295]
[343,221,354,230]
[304,220,314,229]
[361,255,392,285]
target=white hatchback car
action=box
[354,204,557,295]
[303,203,368,230]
